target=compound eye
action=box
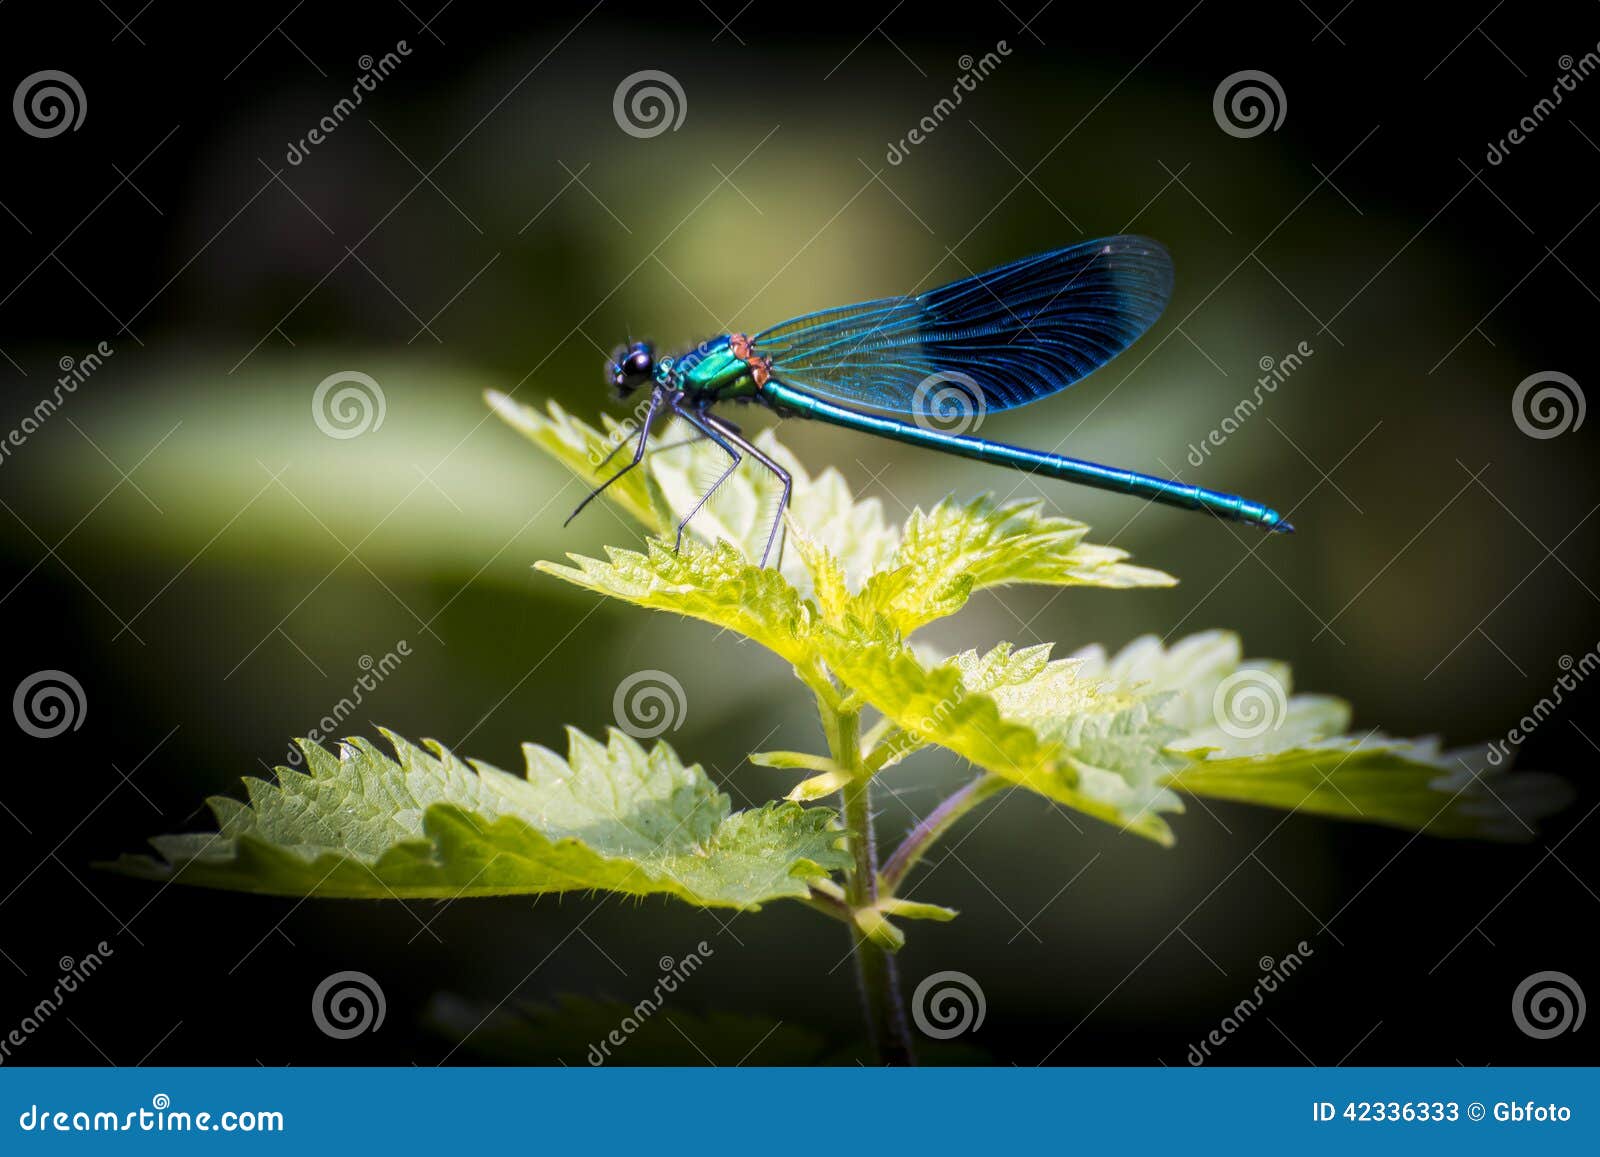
[626,351,652,376]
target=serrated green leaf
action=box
[821,623,1058,783]
[1073,631,1572,841]
[537,540,817,667]
[820,625,1180,843]
[951,641,1187,843]
[102,727,849,908]
[1167,739,1568,840]
[851,498,1175,633]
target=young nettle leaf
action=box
[537,540,819,668]
[1072,631,1574,841]
[955,642,1190,844]
[850,497,1174,634]
[104,728,850,909]
[823,629,1188,844]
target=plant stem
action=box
[822,698,916,1066]
[880,773,1008,895]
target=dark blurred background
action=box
[1,0,1596,1066]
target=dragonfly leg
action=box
[564,390,661,527]
[595,422,707,470]
[702,412,792,569]
[593,424,642,471]
[671,406,741,552]
[641,428,709,457]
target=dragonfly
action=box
[574,235,1292,567]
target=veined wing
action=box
[753,235,1173,413]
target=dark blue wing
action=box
[752,235,1173,413]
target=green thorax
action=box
[660,336,761,402]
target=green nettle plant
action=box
[109,392,1568,1064]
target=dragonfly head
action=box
[608,341,655,399]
